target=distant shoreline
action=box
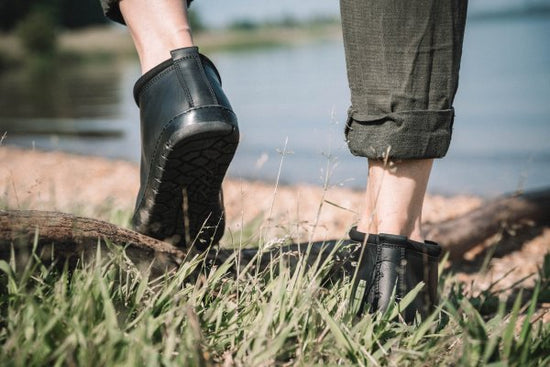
[0,22,342,68]
[468,4,550,22]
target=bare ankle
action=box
[139,38,194,74]
[357,217,425,242]
[356,215,377,235]
[377,223,424,243]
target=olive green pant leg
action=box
[340,0,468,160]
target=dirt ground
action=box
[1,146,548,320]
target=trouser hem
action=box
[345,108,454,160]
[100,0,193,25]
[104,1,125,25]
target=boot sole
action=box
[133,112,239,250]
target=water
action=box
[1,15,549,197]
[191,0,340,28]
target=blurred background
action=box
[0,0,549,197]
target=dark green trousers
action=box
[99,0,123,24]
[100,0,468,160]
[340,0,468,159]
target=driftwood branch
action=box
[424,187,550,260]
[0,209,357,279]
[0,210,186,277]
[1,187,549,276]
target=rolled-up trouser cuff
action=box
[340,0,467,161]
[345,108,454,160]
[99,0,193,25]
[101,0,124,24]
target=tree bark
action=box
[1,187,549,276]
[0,210,186,277]
[424,187,550,260]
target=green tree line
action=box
[0,0,107,31]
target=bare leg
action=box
[356,159,433,242]
[119,0,194,73]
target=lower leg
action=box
[119,0,194,73]
[356,159,433,242]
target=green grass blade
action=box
[316,300,357,362]
[502,288,523,360]
[388,281,424,321]
[519,282,540,365]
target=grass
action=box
[0,208,549,366]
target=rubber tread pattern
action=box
[133,125,238,250]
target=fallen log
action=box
[424,187,550,260]
[0,209,357,280]
[1,187,549,276]
[0,210,186,277]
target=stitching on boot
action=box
[372,242,383,310]
[397,247,406,302]
[139,65,176,98]
[174,59,195,108]
[194,55,218,104]
[355,243,373,314]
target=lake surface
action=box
[1,15,549,197]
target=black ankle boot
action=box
[349,227,441,322]
[133,47,239,250]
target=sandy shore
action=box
[0,146,482,241]
[1,146,549,311]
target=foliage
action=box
[229,19,260,31]
[0,231,548,366]
[57,0,107,29]
[16,9,57,56]
[1,0,106,32]
[188,9,207,34]
[228,15,339,32]
[0,49,17,72]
